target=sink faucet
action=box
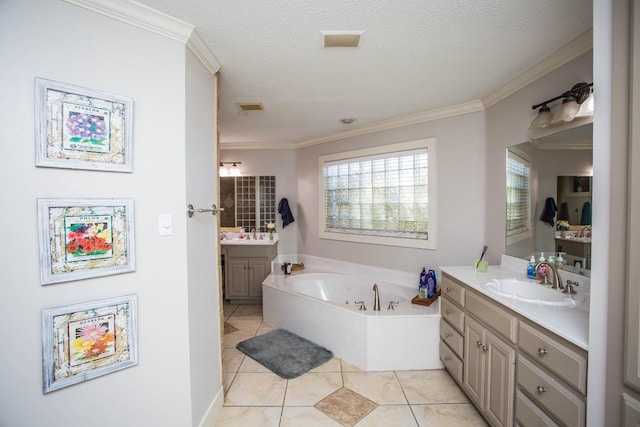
[534,261,564,290]
[251,228,257,240]
[579,226,591,237]
[372,283,381,311]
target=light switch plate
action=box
[158,214,172,236]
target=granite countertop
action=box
[440,265,589,351]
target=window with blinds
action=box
[506,150,531,242]
[318,138,436,249]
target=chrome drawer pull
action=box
[445,309,453,314]
[538,347,548,356]
[536,385,546,394]
[483,345,489,351]
[477,340,483,347]
[446,287,453,292]
[444,356,451,361]
[445,333,452,338]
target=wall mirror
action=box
[505,123,593,277]
[220,176,276,232]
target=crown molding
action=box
[481,29,593,109]
[295,100,485,148]
[63,0,221,74]
[220,141,298,150]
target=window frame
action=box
[318,138,437,249]
[505,148,532,246]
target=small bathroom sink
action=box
[482,278,585,307]
[558,236,591,243]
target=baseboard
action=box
[197,385,224,427]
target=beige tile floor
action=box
[217,303,487,427]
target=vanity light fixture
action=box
[529,82,593,130]
[220,161,242,177]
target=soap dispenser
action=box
[539,252,546,262]
[556,252,565,270]
[527,256,536,279]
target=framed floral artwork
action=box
[42,294,138,393]
[35,78,133,172]
[38,198,135,285]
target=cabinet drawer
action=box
[441,297,465,333]
[517,355,585,427]
[226,245,276,258]
[440,339,463,383]
[518,322,587,394]
[466,291,517,344]
[516,389,559,427]
[441,275,465,307]
[519,322,587,394]
[440,318,464,358]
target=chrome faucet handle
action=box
[354,301,367,311]
[563,280,579,294]
[387,301,399,310]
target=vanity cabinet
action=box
[439,272,588,427]
[463,301,516,427]
[223,244,277,303]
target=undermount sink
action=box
[482,278,585,307]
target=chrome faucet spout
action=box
[534,261,564,290]
[372,283,381,311]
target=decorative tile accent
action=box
[224,322,239,335]
[314,387,377,426]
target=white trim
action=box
[63,0,221,74]
[196,385,225,427]
[318,138,437,250]
[298,100,483,148]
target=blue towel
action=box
[539,197,557,226]
[581,201,592,225]
[278,198,295,228]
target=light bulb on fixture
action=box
[219,162,228,177]
[229,163,241,176]
[528,105,552,130]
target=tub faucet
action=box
[534,261,564,290]
[372,283,381,311]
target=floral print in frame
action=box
[42,295,138,393]
[35,78,133,172]
[38,199,135,285]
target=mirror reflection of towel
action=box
[278,198,295,227]
[581,201,592,225]
[540,197,557,226]
[558,202,569,221]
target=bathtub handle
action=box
[387,301,399,310]
[354,301,367,311]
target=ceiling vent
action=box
[236,102,264,112]
[322,31,364,48]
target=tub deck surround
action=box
[440,256,589,350]
[262,256,442,371]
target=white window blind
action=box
[506,151,531,237]
[319,138,436,249]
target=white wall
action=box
[219,148,298,255]
[0,1,220,425]
[295,112,487,275]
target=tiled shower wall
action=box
[221,176,276,232]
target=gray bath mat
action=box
[236,329,333,379]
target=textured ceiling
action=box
[136,0,592,147]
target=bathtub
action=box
[263,269,442,371]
